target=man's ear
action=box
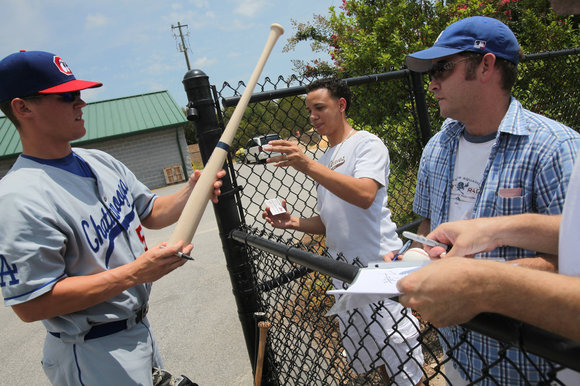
[480,53,497,82]
[11,98,33,119]
[338,97,347,113]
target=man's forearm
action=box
[291,215,326,235]
[427,215,560,258]
[11,245,187,323]
[486,263,580,341]
[496,214,560,255]
[303,161,378,209]
[12,263,140,322]
[142,185,193,229]
[398,258,580,342]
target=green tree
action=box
[286,0,579,78]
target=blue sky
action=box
[1,0,343,109]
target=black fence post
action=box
[182,69,266,378]
[409,71,432,146]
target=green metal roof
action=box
[0,90,187,159]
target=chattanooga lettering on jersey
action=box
[82,179,135,265]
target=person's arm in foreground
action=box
[141,169,226,229]
[397,257,580,342]
[12,242,191,322]
[426,214,561,258]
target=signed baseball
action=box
[401,247,431,261]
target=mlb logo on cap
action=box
[0,50,102,102]
[474,40,487,49]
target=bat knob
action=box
[270,23,284,36]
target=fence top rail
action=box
[521,46,580,62]
[229,229,359,283]
[220,70,409,108]
[220,47,579,108]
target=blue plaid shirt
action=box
[414,97,580,384]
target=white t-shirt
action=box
[559,158,580,276]
[317,130,424,383]
[550,156,580,384]
[448,131,496,222]
[317,130,402,263]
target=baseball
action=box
[401,247,431,261]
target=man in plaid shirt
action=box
[404,16,580,385]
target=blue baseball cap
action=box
[0,50,102,102]
[406,16,520,73]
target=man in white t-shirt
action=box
[262,77,424,384]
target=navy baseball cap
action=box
[405,16,520,73]
[0,50,102,102]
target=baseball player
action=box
[0,50,224,385]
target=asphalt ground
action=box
[0,181,253,385]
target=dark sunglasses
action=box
[55,91,81,102]
[23,90,81,103]
[428,57,471,81]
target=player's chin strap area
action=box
[48,303,149,342]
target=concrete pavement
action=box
[0,181,253,385]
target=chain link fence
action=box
[189,48,580,385]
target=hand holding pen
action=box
[392,239,412,261]
[159,245,194,260]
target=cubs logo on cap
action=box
[53,56,73,76]
[0,50,102,102]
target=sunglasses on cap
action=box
[23,90,81,103]
[428,57,471,81]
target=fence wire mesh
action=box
[206,48,580,385]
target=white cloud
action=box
[233,0,268,18]
[85,13,110,29]
[189,0,210,8]
[193,56,217,68]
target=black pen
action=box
[392,240,412,262]
[159,246,194,261]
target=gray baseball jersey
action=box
[0,148,156,338]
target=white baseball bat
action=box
[169,23,284,245]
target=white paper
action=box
[264,198,285,215]
[326,261,429,316]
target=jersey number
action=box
[136,225,148,251]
